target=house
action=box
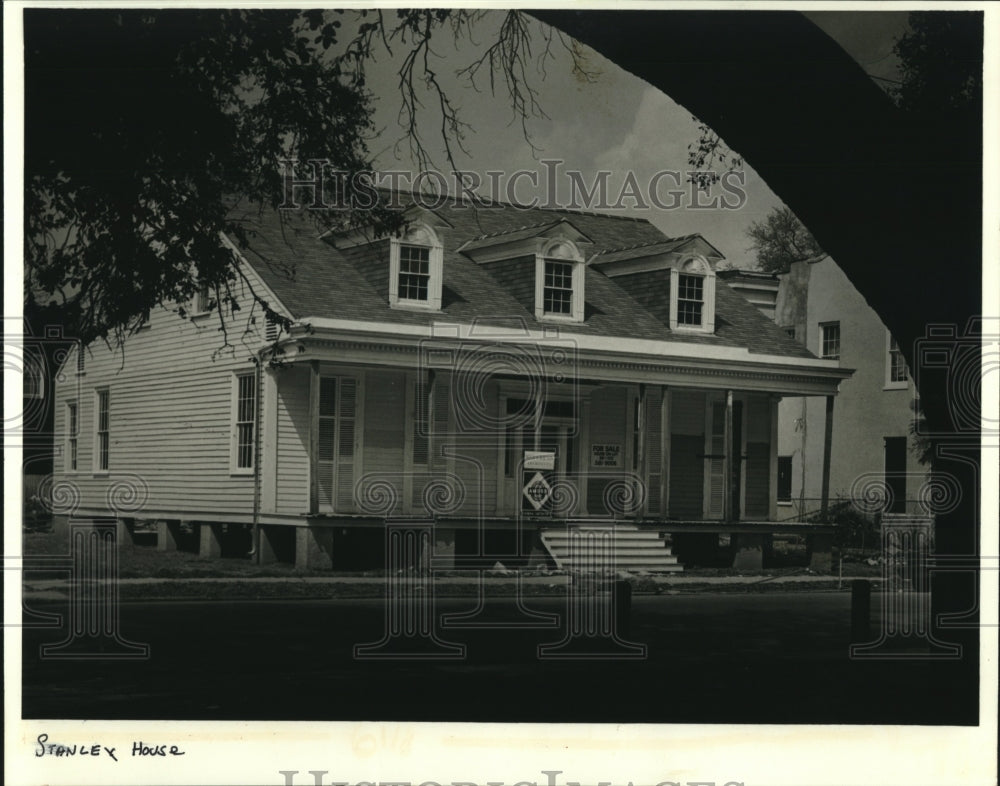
[768,255,926,518]
[49,195,852,571]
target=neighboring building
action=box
[14,316,70,522]
[50,196,850,570]
[716,269,780,321]
[773,254,926,517]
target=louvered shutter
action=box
[336,377,357,511]
[706,400,726,518]
[265,315,279,342]
[645,387,663,515]
[431,379,449,472]
[317,378,337,510]
[411,376,430,509]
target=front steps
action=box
[540,523,683,573]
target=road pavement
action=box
[20,593,978,724]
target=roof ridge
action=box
[594,235,699,256]
[370,185,653,224]
[470,219,561,242]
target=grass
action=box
[20,528,882,581]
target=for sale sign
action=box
[590,443,621,468]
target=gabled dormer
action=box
[330,205,451,313]
[460,219,592,323]
[590,234,723,334]
[388,223,444,311]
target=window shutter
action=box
[336,377,357,511]
[317,378,337,510]
[707,401,726,518]
[431,380,449,471]
[413,377,429,466]
[645,387,663,514]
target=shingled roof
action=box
[228,195,815,359]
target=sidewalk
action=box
[21,570,864,601]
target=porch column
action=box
[576,396,591,516]
[308,360,320,514]
[723,389,734,521]
[769,395,780,521]
[820,395,834,516]
[533,381,544,451]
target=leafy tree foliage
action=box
[745,206,824,274]
[892,12,983,115]
[24,9,585,351]
[24,9,399,350]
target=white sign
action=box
[522,471,553,511]
[524,450,556,470]
[591,443,622,468]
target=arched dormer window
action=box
[535,238,585,322]
[669,255,716,332]
[389,224,444,311]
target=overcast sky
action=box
[357,11,910,269]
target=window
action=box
[194,282,213,314]
[398,244,431,301]
[886,333,908,387]
[389,225,443,310]
[533,239,585,322]
[95,389,110,472]
[543,260,574,315]
[233,372,256,471]
[820,322,841,359]
[677,273,704,325]
[669,256,716,333]
[66,402,78,472]
[777,456,792,503]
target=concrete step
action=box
[540,525,683,573]
[542,531,668,542]
[556,547,676,559]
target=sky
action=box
[355,10,911,269]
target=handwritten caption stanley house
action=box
[35,733,185,762]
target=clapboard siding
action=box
[275,365,310,514]
[357,371,406,516]
[744,394,772,519]
[52,265,283,519]
[586,386,628,514]
[668,390,706,518]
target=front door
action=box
[703,393,746,520]
[501,397,578,515]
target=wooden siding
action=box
[644,386,664,514]
[51,264,282,520]
[668,389,706,518]
[360,370,406,515]
[274,365,310,515]
[744,394,772,519]
[586,385,628,514]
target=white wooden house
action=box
[51,195,852,570]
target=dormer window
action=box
[398,244,431,301]
[669,255,716,332]
[535,239,585,322]
[677,273,704,325]
[543,260,573,315]
[389,224,443,311]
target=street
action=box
[21,592,978,724]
